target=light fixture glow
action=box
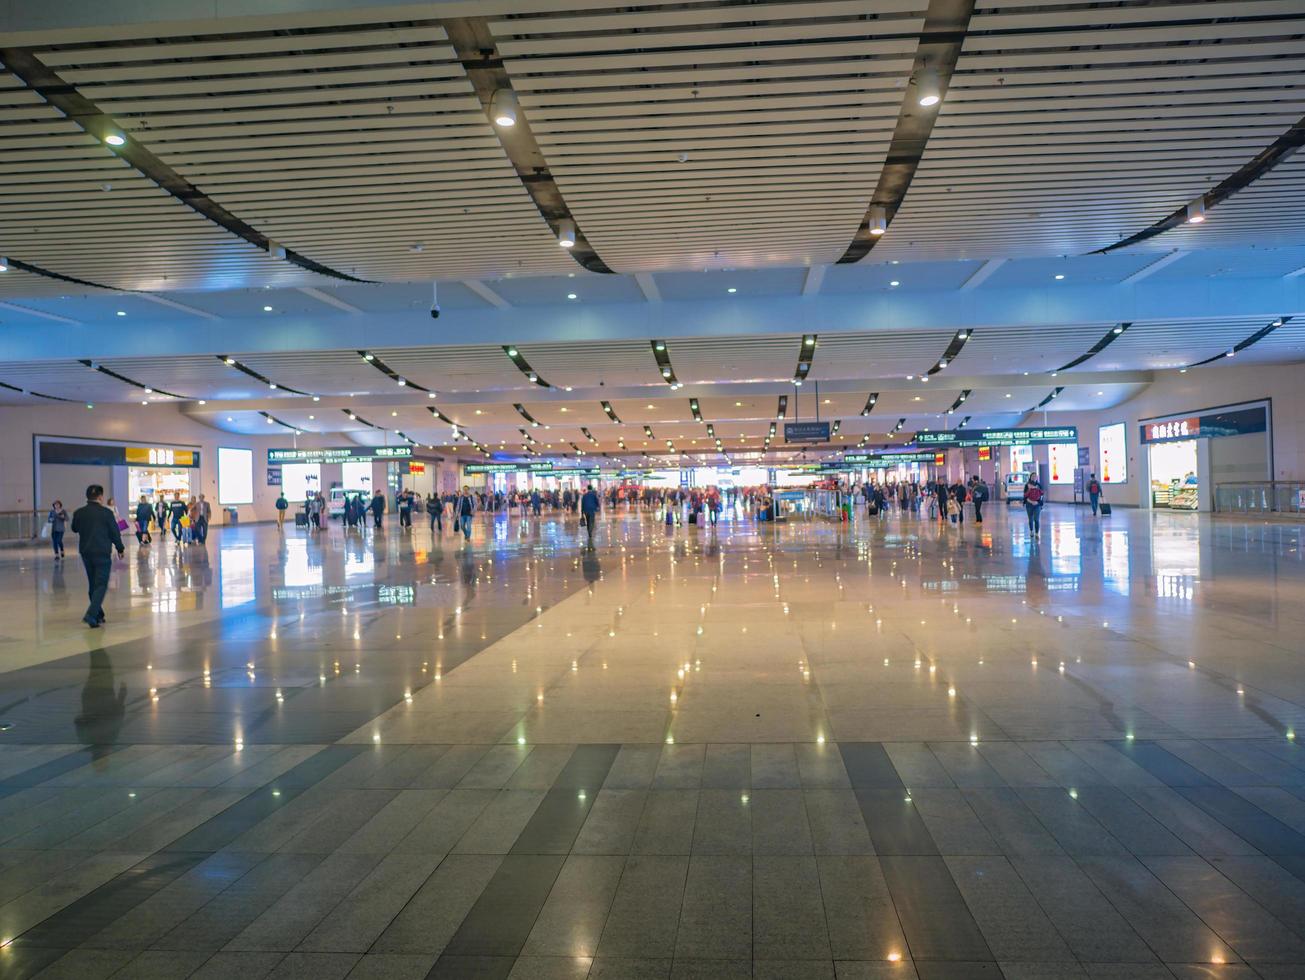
[104,132,126,146]
[490,88,518,127]
[556,219,576,249]
[917,67,942,107]
[1186,198,1206,224]
[869,204,887,235]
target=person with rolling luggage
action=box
[1087,474,1103,516]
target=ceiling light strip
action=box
[1032,387,1065,410]
[1053,323,1132,372]
[77,360,187,399]
[258,411,299,433]
[1097,112,1305,253]
[777,395,789,419]
[357,351,429,392]
[860,392,880,416]
[600,401,622,423]
[837,0,976,263]
[503,346,550,388]
[650,341,681,388]
[439,18,612,275]
[1186,316,1293,367]
[794,335,817,385]
[0,380,77,402]
[217,355,311,396]
[0,48,371,284]
[927,329,973,375]
[946,389,972,414]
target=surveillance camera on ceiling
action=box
[430,305,441,320]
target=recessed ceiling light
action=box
[116,310,126,316]
[1005,393,1012,398]
[889,280,900,287]
[1054,274,1065,281]
[490,88,518,127]
[727,287,737,294]
[1096,391,1104,395]
[104,132,126,146]
[263,304,273,311]
[916,67,942,107]
[567,293,577,300]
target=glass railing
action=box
[1214,483,1305,515]
[0,511,42,541]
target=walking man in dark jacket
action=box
[580,484,600,547]
[70,484,124,628]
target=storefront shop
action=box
[1140,403,1269,512]
[35,438,200,515]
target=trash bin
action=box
[225,507,238,525]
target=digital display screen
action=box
[1047,443,1077,484]
[1098,423,1127,483]
[281,463,322,502]
[217,447,253,504]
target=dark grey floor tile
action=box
[692,790,752,856]
[408,747,493,790]
[505,746,578,790]
[603,748,662,790]
[394,790,497,855]
[298,851,443,952]
[224,852,381,952]
[753,961,838,979]
[816,856,905,961]
[804,789,874,855]
[588,958,671,979]
[25,948,134,979]
[426,954,514,980]
[338,790,449,854]
[106,949,214,979]
[853,789,939,856]
[452,791,545,855]
[596,856,688,958]
[187,951,287,980]
[1070,787,1193,857]
[442,854,565,957]
[573,790,647,855]
[1176,786,1305,857]
[371,855,503,955]
[752,745,802,788]
[344,953,438,979]
[878,856,992,963]
[701,745,751,789]
[1108,742,1218,788]
[631,791,698,855]
[963,788,1067,857]
[670,958,751,979]
[1076,855,1237,964]
[1017,788,1132,857]
[1009,856,1157,964]
[1207,854,1305,941]
[795,743,852,789]
[149,853,320,950]
[362,746,451,790]
[267,951,361,979]
[505,955,591,979]
[752,789,815,854]
[944,856,1075,963]
[522,855,624,959]
[1142,855,1305,963]
[652,745,705,790]
[1122,787,1259,857]
[909,789,999,856]
[928,743,1008,789]
[840,744,907,790]
[456,745,532,790]
[674,856,751,960]
[753,856,831,961]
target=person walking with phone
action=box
[70,484,124,628]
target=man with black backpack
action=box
[969,476,989,524]
[1087,473,1103,516]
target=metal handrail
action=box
[1214,482,1305,515]
[0,510,43,541]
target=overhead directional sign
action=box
[784,421,831,443]
[841,451,939,465]
[464,461,554,474]
[268,446,411,464]
[916,426,1077,447]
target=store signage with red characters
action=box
[978,446,991,461]
[934,453,945,465]
[1141,417,1200,443]
[408,462,426,474]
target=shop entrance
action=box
[129,467,191,503]
[1148,440,1199,510]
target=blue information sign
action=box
[784,421,831,444]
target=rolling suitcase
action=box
[295,512,309,527]
[1099,502,1112,515]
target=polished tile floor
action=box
[1,503,1304,979]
